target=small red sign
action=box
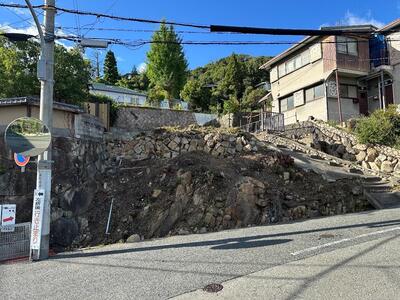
[14,153,30,167]
[3,216,14,222]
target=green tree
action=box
[54,46,91,104]
[241,87,267,111]
[103,50,120,85]
[117,66,150,91]
[181,54,271,113]
[146,22,188,101]
[220,54,246,100]
[0,37,91,104]
[0,38,39,98]
[147,85,167,105]
[180,79,211,111]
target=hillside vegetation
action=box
[180,54,271,113]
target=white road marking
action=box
[291,226,400,256]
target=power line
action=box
[210,25,400,36]
[72,0,81,37]
[0,3,210,30]
[2,2,398,37]
[82,0,119,37]
[59,35,400,47]
[57,26,238,35]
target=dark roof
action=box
[378,19,400,34]
[0,97,84,113]
[320,24,378,32]
[90,83,147,97]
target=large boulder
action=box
[230,177,266,226]
[381,161,395,173]
[355,151,366,162]
[354,144,368,151]
[366,148,379,162]
[50,217,79,248]
[60,185,95,215]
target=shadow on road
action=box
[284,235,399,300]
[51,218,400,260]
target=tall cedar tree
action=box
[146,23,188,100]
[103,50,120,85]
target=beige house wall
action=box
[0,106,27,126]
[30,107,74,130]
[0,105,75,135]
[327,97,360,121]
[271,59,325,100]
[283,97,328,124]
[270,59,326,118]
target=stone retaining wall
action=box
[285,120,400,176]
[114,106,217,132]
[108,129,261,161]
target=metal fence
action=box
[240,120,262,133]
[240,112,285,133]
[263,112,285,132]
[0,222,31,262]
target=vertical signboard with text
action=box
[30,189,45,250]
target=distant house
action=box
[160,99,189,111]
[260,22,400,124]
[89,83,147,106]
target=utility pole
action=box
[95,51,100,78]
[26,0,56,261]
[381,70,386,111]
[335,69,343,124]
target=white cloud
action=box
[116,56,125,62]
[138,62,147,73]
[0,23,38,36]
[0,23,76,51]
[340,11,385,28]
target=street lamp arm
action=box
[24,0,45,46]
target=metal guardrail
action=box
[0,222,31,261]
[240,120,262,133]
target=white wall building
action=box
[89,83,147,105]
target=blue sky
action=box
[1,0,400,74]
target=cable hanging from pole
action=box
[2,2,399,35]
[0,3,210,30]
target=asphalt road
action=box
[177,235,400,300]
[6,135,50,156]
[1,208,400,300]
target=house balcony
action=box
[336,53,370,74]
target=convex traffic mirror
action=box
[4,117,51,157]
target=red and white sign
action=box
[1,204,16,232]
[30,189,45,250]
[14,153,30,167]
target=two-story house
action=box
[377,19,400,103]
[261,24,396,124]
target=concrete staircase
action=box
[362,177,400,209]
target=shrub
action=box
[355,105,400,147]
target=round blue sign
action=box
[14,153,30,167]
